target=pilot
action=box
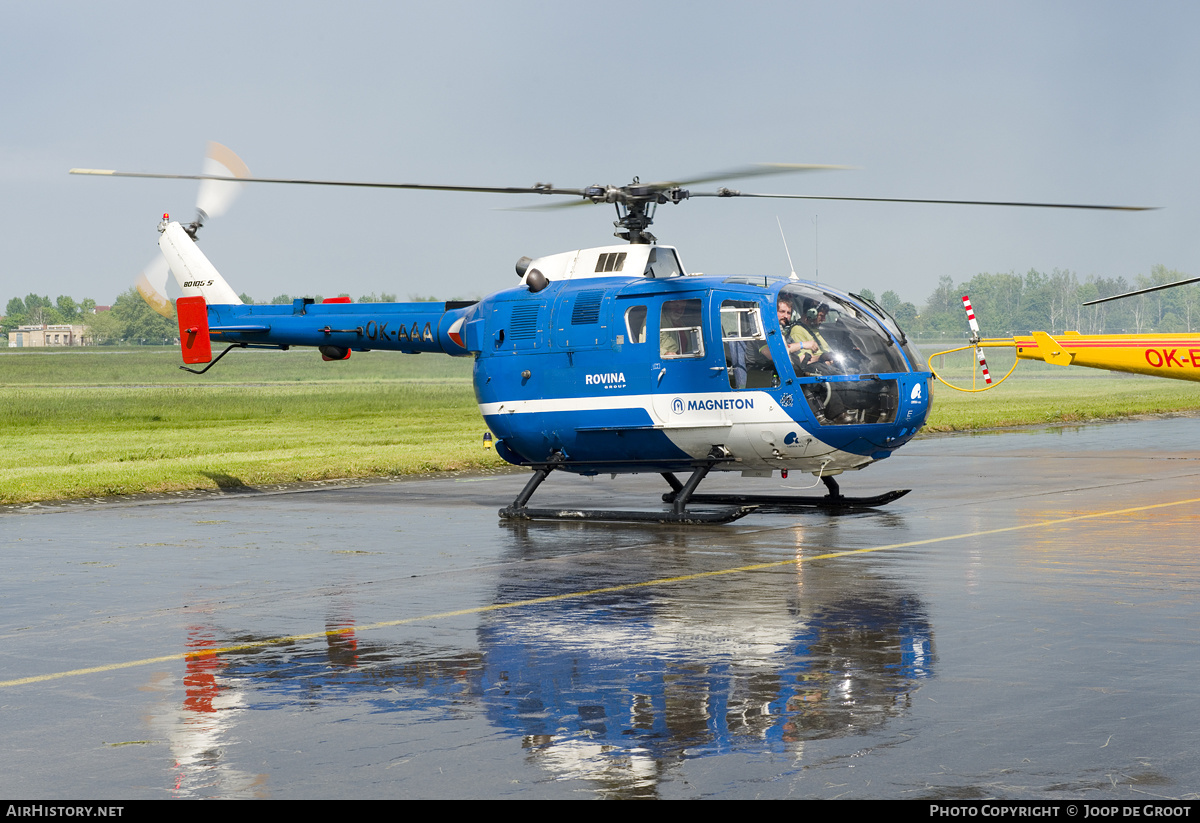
[764,295,807,361]
[771,295,832,372]
[791,298,836,370]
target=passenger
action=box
[660,300,699,356]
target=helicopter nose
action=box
[895,375,932,437]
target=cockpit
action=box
[719,284,918,426]
[777,284,913,426]
[775,285,911,376]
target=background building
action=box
[10,324,93,347]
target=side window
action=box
[624,305,647,344]
[596,252,628,273]
[659,299,704,358]
[720,300,779,389]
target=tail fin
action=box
[158,221,243,305]
[175,295,212,364]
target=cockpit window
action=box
[775,285,909,376]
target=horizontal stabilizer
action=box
[209,324,271,333]
[1031,331,1074,366]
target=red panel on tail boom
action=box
[176,295,212,364]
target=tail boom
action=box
[179,298,476,363]
[157,219,475,365]
[1011,332,1200,381]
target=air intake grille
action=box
[571,290,604,325]
[509,303,541,340]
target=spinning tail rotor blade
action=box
[195,141,250,220]
[961,295,992,385]
[135,252,174,320]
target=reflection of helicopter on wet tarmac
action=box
[72,144,1150,523]
[157,529,934,799]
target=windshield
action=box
[849,291,924,370]
[774,285,909,376]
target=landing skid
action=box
[503,506,755,525]
[661,474,910,513]
[499,455,756,525]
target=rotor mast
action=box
[609,179,676,244]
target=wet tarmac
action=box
[3,416,1200,799]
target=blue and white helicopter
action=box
[72,146,1148,524]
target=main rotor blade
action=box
[505,199,600,212]
[505,164,859,211]
[69,162,852,198]
[692,191,1156,211]
[1082,276,1200,305]
[643,163,854,189]
[69,168,588,197]
[70,162,1153,211]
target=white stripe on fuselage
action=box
[480,391,878,470]
[479,391,785,423]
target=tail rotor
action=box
[135,142,250,318]
[961,295,992,386]
[926,294,1019,391]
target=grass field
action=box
[0,348,504,503]
[1,346,1197,503]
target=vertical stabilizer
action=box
[159,221,243,305]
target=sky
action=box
[3,0,1197,307]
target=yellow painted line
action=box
[5,495,1199,689]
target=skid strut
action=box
[499,455,754,524]
[662,473,910,512]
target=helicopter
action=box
[70,145,1152,524]
[931,279,1200,390]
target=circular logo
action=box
[672,397,685,415]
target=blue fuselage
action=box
[203,274,932,477]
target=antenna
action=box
[777,216,798,280]
[812,214,819,284]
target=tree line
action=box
[2,290,400,345]
[861,264,1196,338]
[5,266,1195,346]
[3,289,180,345]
